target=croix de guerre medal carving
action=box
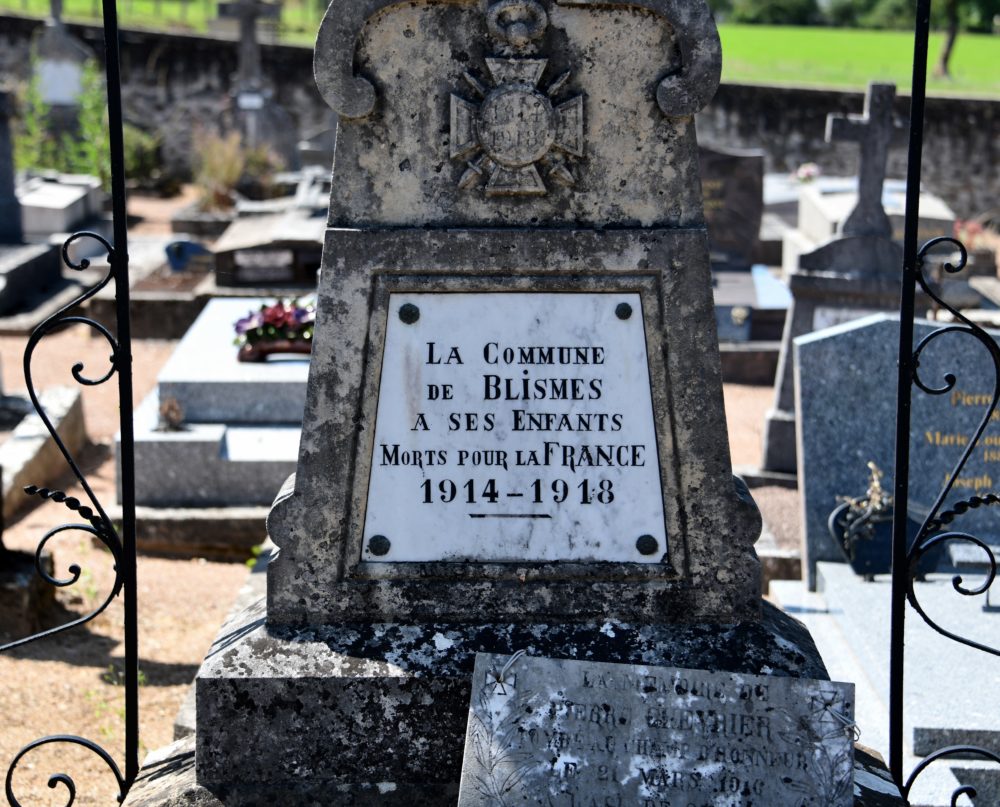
[450,58,584,196]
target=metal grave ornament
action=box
[450,58,584,196]
[364,292,666,563]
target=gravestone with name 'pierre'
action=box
[762,82,908,476]
[460,654,855,806]
[117,3,902,804]
[797,314,1000,589]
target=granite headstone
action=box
[796,314,1000,589]
[0,93,61,315]
[459,653,855,806]
[699,144,765,271]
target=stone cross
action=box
[825,82,906,239]
[220,0,280,91]
[0,92,23,244]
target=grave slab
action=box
[123,298,308,511]
[771,564,999,807]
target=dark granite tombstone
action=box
[117,3,884,804]
[762,82,908,476]
[0,92,61,316]
[699,144,765,271]
[797,314,1000,589]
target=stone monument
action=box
[761,82,907,476]
[32,0,94,130]
[218,0,298,168]
[118,3,904,803]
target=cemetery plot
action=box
[459,654,855,807]
[364,292,667,564]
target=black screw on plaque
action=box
[368,535,391,556]
[399,303,420,324]
[636,534,658,556]
[615,302,633,320]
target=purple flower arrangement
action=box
[234,298,316,362]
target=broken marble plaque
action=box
[458,654,855,807]
[362,292,667,564]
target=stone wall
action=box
[698,82,998,221]
[0,14,332,178]
[1,14,996,219]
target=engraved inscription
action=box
[477,87,556,167]
[362,293,667,564]
[450,58,585,196]
[459,655,856,807]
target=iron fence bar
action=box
[101,0,139,787]
[1,0,137,801]
[888,0,932,786]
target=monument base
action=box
[123,724,906,806]
[175,595,835,798]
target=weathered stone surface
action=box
[195,596,825,791]
[824,83,905,240]
[115,506,269,561]
[267,228,761,625]
[458,654,854,806]
[314,0,719,228]
[1,386,85,520]
[122,705,907,805]
[0,550,55,641]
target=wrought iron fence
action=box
[889,0,1000,801]
[0,0,137,802]
[1,0,998,804]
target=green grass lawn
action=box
[2,1,998,97]
[720,24,1000,97]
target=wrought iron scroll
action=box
[889,0,999,798]
[1,0,138,802]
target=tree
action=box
[935,0,1000,78]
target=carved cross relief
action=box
[449,1,585,197]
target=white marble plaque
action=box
[459,654,855,807]
[363,293,667,563]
